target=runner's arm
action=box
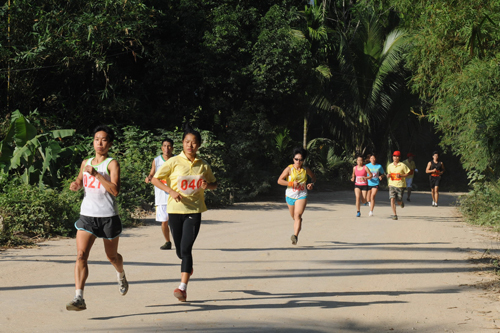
[201,180,217,190]
[69,160,86,191]
[277,167,292,187]
[379,168,385,180]
[365,166,373,179]
[84,159,120,196]
[145,160,155,183]
[306,167,316,190]
[425,162,435,174]
[151,177,183,202]
[440,162,445,175]
[351,166,355,182]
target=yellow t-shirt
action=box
[386,162,410,188]
[154,151,216,214]
[402,159,416,179]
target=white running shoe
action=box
[66,296,86,311]
[369,211,373,217]
[432,201,435,206]
[118,273,129,296]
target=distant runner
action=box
[366,154,385,216]
[351,155,373,217]
[152,124,217,302]
[66,126,128,311]
[145,138,174,250]
[277,147,316,245]
[403,153,417,202]
[386,151,410,220]
[426,151,445,207]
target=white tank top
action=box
[154,155,169,206]
[80,157,118,217]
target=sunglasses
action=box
[294,158,304,162]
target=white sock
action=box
[117,270,125,280]
[178,283,187,291]
[75,289,83,299]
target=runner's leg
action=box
[103,237,123,273]
[370,187,378,212]
[169,214,183,261]
[179,213,201,284]
[293,199,307,237]
[74,230,96,290]
[161,221,171,242]
[361,189,368,204]
[287,203,295,221]
[354,187,361,212]
[391,198,397,216]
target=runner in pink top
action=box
[351,156,373,217]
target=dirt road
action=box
[1,191,499,332]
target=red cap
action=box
[407,153,415,157]
[393,151,401,156]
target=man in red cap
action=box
[403,153,417,201]
[386,151,411,220]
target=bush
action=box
[0,180,81,246]
[459,180,500,229]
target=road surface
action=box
[1,191,499,332]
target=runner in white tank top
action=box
[145,139,174,250]
[80,157,118,217]
[66,126,128,311]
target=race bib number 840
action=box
[177,175,204,195]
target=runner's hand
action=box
[84,165,97,176]
[307,183,314,190]
[70,181,81,191]
[145,176,152,183]
[201,179,208,190]
[170,191,182,202]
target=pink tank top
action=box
[354,166,368,186]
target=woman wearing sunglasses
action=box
[277,147,316,245]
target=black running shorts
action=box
[429,176,441,188]
[75,215,122,239]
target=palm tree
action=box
[291,0,332,148]
[331,7,409,154]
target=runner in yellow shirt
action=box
[152,124,217,302]
[402,153,417,202]
[386,151,410,220]
[277,147,316,245]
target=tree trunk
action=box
[303,114,308,149]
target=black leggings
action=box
[168,213,201,273]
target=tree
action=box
[0,0,155,131]
[386,0,500,178]
[324,3,409,155]
[291,0,332,148]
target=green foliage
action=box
[430,59,500,178]
[109,126,159,225]
[459,180,500,229]
[0,110,78,187]
[0,180,81,245]
[324,4,410,154]
[386,0,500,178]
[0,0,156,128]
[306,137,351,180]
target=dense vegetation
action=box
[0,0,493,244]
